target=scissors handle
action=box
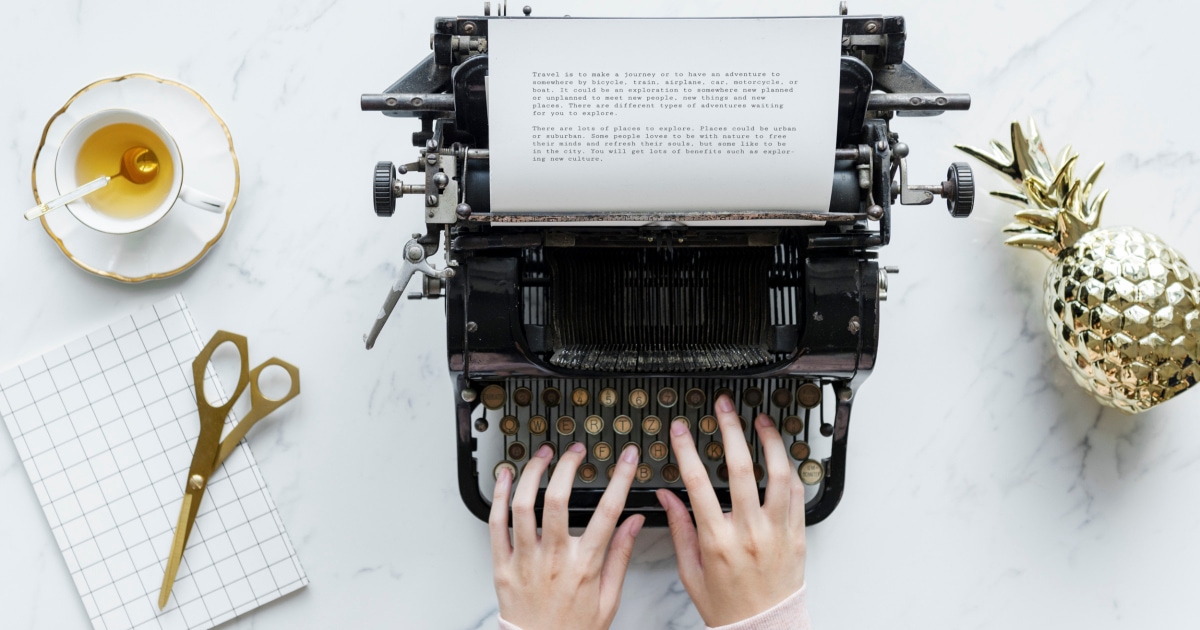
[215,357,302,467]
[193,330,252,428]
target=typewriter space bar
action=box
[470,211,863,224]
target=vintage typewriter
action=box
[361,3,973,526]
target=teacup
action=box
[54,108,224,234]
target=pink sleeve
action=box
[497,615,522,630]
[706,584,810,630]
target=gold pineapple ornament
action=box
[957,121,1200,413]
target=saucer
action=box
[32,74,239,282]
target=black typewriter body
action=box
[362,7,973,526]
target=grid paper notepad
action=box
[0,294,307,630]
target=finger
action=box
[714,394,760,516]
[655,489,701,582]
[489,465,514,564]
[754,413,791,519]
[668,418,724,529]
[542,441,586,544]
[790,473,808,532]
[511,443,553,550]
[599,514,645,612]
[581,443,638,553]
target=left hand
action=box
[490,441,646,630]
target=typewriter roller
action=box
[360,3,973,526]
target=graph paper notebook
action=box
[0,294,307,630]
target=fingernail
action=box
[536,444,552,458]
[671,419,688,436]
[622,444,639,464]
[757,414,772,428]
[630,515,644,537]
[717,395,733,412]
[499,467,512,483]
[568,441,585,453]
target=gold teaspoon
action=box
[23,146,160,221]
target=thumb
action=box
[599,514,645,610]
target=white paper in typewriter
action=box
[488,17,843,222]
[0,295,307,630]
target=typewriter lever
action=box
[363,237,455,350]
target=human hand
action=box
[491,441,646,630]
[656,394,807,627]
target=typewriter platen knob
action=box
[946,162,974,218]
[373,161,396,217]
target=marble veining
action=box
[2,0,1199,628]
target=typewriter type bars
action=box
[361,5,973,526]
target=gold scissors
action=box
[158,330,301,610]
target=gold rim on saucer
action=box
[31,73,240,283]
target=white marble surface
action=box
[2,0,1199,628]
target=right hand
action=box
[655,394,808,627]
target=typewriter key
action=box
[798,459,824,485]
[571,387,590,407]
[641,415,662,435]
[657,387,678,408]
[538,442,557,459]
[661,463,681,483]
[513,387,533,407]
[593,441,613,461]
[578,463,599,483]
[789,440,811,461]
[771,387,793,408]
[796,382,822,409]
[474,418,488,432]
[684,388,706,408]
[613,415,633,435]
[542,387,562,407]
[499,415,520,436]
[494,461,518,480]
[507,442,528,461]
[698,415,718,435]
[714,387,734,404]
[742,387,764,408]
[556,416,576,435]
[782,415,804,436]
[528,415,548,435]
[648,441,669,461]
[629,388,649,409]
[598,387,618,407]
[704,441,724,461]
[606,464,616,480]
[716,463,729,482]
[672,416,691,430]
[753,463,765,482]
[635,464,654,483]
[584,415,604,435]
[481,384,507,410]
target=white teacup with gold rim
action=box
[54,108,225,234]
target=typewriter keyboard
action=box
[473,378,833,501]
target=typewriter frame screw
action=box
[848,316,861,334]
[461,388,477,403]
[467,321,478,333]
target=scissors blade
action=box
[157,486,200,609]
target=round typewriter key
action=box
[714,387,734,404]
[698,415,718,435]
[641,415,662,435]
[481,384,507,410]
[598,387,619,407]
[672,416,691,430]
[684,388,706,408]
[538,441,557,459]
[507,441,528,461]
[593,441,613,461]
[613,415,633,435]
[571,387,590,407]
[771,387,793,408]
[704,441,724,461]
[542,387,562,407]
[628,388,649,409]
[789,440,811,461]
[782,415,804,436]
[742,387,764,408]
[657,387,678,408]
[648,441,669,461]
[796,382,822,409]
[474,418,488,432]
[578,463,599,483]
[556,416,576,436]
[584,415,605,435]
[753,463,765,483]
[499,415,519,436]
[606,464,616,480]
[661,463,681,483]
[528,415,548,436]
[494,461,518,480]
[512,387,533,407]
[716,463,729,482]
[799,459,824,485]
[636,463,654,483]
[820,423,833,437]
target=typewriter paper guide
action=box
[487,17,843,226]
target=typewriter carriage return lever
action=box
[360,4,973,527]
